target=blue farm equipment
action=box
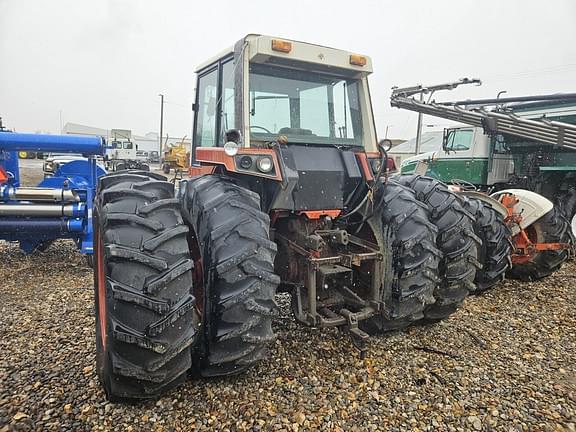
[0,129,106,255]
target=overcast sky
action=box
[1,0,575,140]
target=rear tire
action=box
[361,179,441,333]
[507,207,572,281]
[397,175,480,321]
[181,175,279,377]
[462,197,512,292]
[558,188,576,239]
[94,170,199,401]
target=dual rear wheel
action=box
[94,172,278,400]
[95,173,546,401]
[94,171,198,401]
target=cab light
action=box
[272,39,292,53]
[224,141,239,156]
[256,156,274,173]
[350,54,367,66]
[239,155,253,169]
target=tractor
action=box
[161,137,189,175]
[94,35,490,401]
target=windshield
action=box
[249,65,363,146]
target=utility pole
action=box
[159,94,164,167]
[414,89,423,155]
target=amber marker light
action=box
[271,39,292,53]
[349,54,367,66]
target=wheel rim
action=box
[571,213,576,238]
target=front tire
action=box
[94,171,199,401]
[181,175,279,377]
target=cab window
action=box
[249,65,363,145]
[218,60,235,144]
[445,128,473,151]
[195,68,218,147]
[493,134,508,153]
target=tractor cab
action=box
[190,34,384,214]
[106,129,136,161]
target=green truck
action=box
[392,85,576,235]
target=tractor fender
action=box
[459,191,509,219]
[491,189,553,231]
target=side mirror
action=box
[378,138,393,152]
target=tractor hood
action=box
[270,145,365,212]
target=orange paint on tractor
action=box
[96,228,107,349]
[500,192,571,264]
[297,210,342,220]
[188,165,216,177]
[194,147,282,181]
[355,153,374,182]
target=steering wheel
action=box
[250,125,273,134]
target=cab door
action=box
[486,135,515,185]
[429,127,479,184]
[191,57,236,164]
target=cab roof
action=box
[194,34,373,76]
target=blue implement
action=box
[0,130,107,255]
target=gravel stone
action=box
[1,236,575,430]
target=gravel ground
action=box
[0,241,575,431]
